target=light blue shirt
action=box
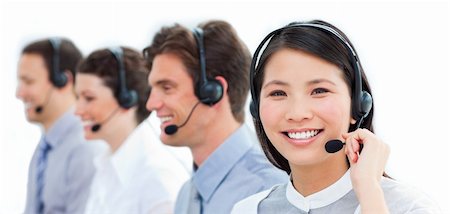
[24,108,103,214]
[174,125,288,214]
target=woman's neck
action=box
[290,154,348,197]
[105,118,138,153]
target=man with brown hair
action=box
[16,38,102,214]
[144,20,287,214]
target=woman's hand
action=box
[343,128,390,214]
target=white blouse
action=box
[232,170,441,214]
[84,121,191,214]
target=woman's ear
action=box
[63,70,74,86]
[350,117,357,125]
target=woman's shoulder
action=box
[231,183,286,214]
[381,177,441,213]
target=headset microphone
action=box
[91,107,120,132]
[325,140,345,153]
[324,117,365,153]
[48,38,68,88]
[324,139,364,154]
[192,28,223,106]
[35,106,44,114]
[164,28,224,135]
[108,47,138,109]
[164,101,201,135]
[35,89,53,114]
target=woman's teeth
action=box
[287,130,320,140]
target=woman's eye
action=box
[311,88,329,95]
[269,90,286,97]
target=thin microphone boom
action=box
[35,89,53,114]
[91,107,121,132]
[164,101,201,135]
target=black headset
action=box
[48,38,68,88]
[249,23,372,125]
[192,28,223,106]
[108,47,138,109]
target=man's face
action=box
[16,53,53,123]
[146,53,208,147]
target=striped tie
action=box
[36,138,52,214]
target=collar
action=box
[286,170,353,212]
[192,125,254,202]
[94,121,149,186]
[44,107,80,148]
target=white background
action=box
[1,0,449,213]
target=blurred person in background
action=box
[17,37,102,214]
[75,46,191,214]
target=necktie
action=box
[36,138,52,214]
[187,181,203,214]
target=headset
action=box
[249,23,373,127]
[192,28,223,106]
[48,38,68,88]
[108,47,138,109]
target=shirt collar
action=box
[44,107,80,148]
[286,170,353,212]
[94,122,149,186]
[192,125,254,202]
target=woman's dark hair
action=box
[77,47,150,124]
[253,20,375,174]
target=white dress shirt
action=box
[84,121,191,214]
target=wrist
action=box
[353,175,377,190]
[355,182,388,213]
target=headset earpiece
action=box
[359,91,372,119]
[249,101,258,119]
[119,88,138,109]
[197,78,223,106]
[49,38,68,88]
[51,70,68,88]
[108,47,138,109]
[192,28,224,106]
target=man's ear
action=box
[215,76,228,95]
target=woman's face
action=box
[259,48,354,167]
[75,73,120,140]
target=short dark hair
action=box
[143,20,251,123]
[252,20,375,174]
[21,38,82,85]
[77,47,151,124]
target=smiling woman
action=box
[260,49,355,163]
[232,20,442,214]
[74,47,191,214]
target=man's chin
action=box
[160,135,181,147]
[25,114,41,124]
